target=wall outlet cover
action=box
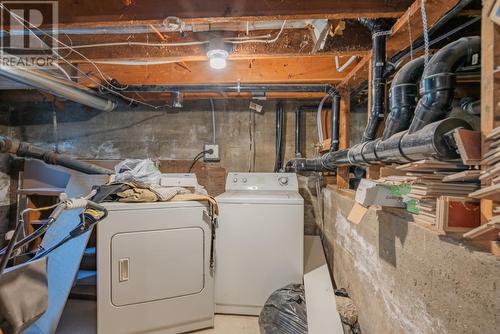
[204,144,220,162]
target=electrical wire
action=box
[1,5,287,110]
[228,20,286,44]
[210,99,216,144]
[54,40,209,50]
[316,94,330,143]
[0,4,173,110]
[2,5,125,91]
[188,150,211,173]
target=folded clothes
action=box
[116,187,158,203]
[94,181,198,203]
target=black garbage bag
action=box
[259,284,308,334]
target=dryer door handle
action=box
[118,258,130,282]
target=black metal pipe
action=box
[0,136,113,175]
[284,37,479,173]
[408,36,481,133]
[274,101,285,172]
[295,109,301,157]
[359,19,388,142]
[382,57,426,140]
[330,94,341,151]
[123,84,333,93]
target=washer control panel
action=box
[226,173,298,191]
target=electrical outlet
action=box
[204,144,220,162]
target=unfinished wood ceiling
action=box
[0,0,477,99]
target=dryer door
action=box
[111,227,205,307]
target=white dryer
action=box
[215,172,304,315]
[97,175,214,334]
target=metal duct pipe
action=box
[408,36,481,133]
[381,57,425,140]
[330,94,341,152]
[0,64,115,111]
[0,136,113,175]
[359,19,388,142]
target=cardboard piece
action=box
[354,179,406,208]
[347,202,368,224]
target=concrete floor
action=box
[192,315,259,334]
[57,300,260,334]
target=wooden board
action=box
[453,129,481,165]
[396,160,466,172]
[463,221,500,240]
[336,93,350,190]
[469,183,500,202]
[442,170,481,182]
[436,196,481,233]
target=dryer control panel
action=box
[225,173,298,191]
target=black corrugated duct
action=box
[285,36,480,172]
[408,36,481,133]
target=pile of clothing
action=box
[92,159,216,210]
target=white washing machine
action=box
[215,172,304,315]
[97,175,214,334]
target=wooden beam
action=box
[0,89,328,103]
[387,0,459,52]
[25,0,414,28]
[337,56,370,92]
[336,0,461,91]
[337,92,350,190]
[480,0,498,224]
[76,56,354,86]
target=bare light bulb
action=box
[207,49,228,70]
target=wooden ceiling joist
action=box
[49,0,414,27]
[336,0,462,91]
[76,55,355,86]
[61,29,370,64]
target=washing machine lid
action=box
[216,190,303,205]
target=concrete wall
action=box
[322,188,499,334]
[0,98,324,235]
[2,99,320,172]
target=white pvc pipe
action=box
[335,56,358,73]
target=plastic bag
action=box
[259,284,308,334]
[114,159,161,184]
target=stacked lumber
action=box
[381,160,480,229]
[470,127,500,201]
[467,127,500,240]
